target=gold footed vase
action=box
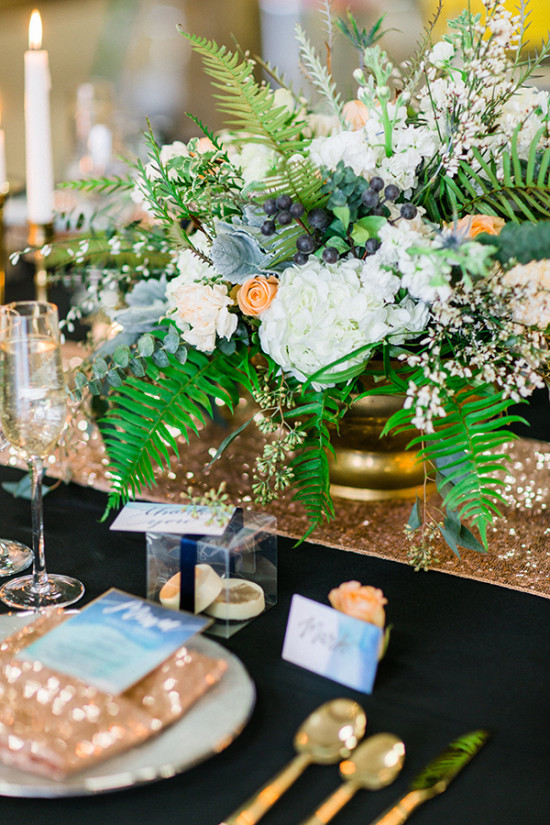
[328,393,429,501]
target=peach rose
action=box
[328,581,387,628]
[342,100,370,130]
[237,276,278,316]
[454,214,506,238]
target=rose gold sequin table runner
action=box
[2,346,549,599]
[4,414,548,601]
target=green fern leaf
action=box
[99,348,247,515]
[179,31,307,155]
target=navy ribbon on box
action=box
[178,508,244,612]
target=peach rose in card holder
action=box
[237,276,278,317]
[328,581,387,629]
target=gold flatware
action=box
[219,698,367,825]
[298,733,405,825]
[366,729,490,825]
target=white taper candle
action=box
[24,10,54,224]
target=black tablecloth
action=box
[0,465,547,824]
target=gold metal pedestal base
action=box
[327,392,432,502]
[330,480,436,502]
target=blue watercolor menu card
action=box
[17,588,210,694]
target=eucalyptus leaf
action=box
[128,357,146,377]
[74,372,88,390]
[152,349,170,368]
[138,334,155,358]
[408,497,422,530]
[106,369,124,388]
[92,357,108,377]
[112,347,131,368]
[163,328,181,354]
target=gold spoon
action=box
[219,698,367,825]
[298,733,406,825]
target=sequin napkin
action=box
[0,610,227,780]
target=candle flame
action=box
[29,10,42,50]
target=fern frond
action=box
[294,25,346,127]
[402,386,526,541]
[100,348,250,514]
[179,31,306,155]
[421,127,550,223]
[288,390,345,538]
[401,0,443,94]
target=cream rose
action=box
[237,276,278,316]
[328,581,387,628]
[166,278,237,353]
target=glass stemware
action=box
[0,428,33,576]
[0,301,84,609]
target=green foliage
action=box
[58,175,135,195]
[294,25,346,127]
[385,380,527,547]
[477,219,550,265]
[419,128,550,223]
[285,388,350,540]
[336,11,388,54]
[99,347,250,516]
[179,31,307,156]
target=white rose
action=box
[165,278,237,353]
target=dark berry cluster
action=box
[261,195,328,265]
[259,173,419,268]
[359,176,417,223]
[261,195,304,237]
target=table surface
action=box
[0,464,547,825]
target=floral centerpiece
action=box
[45,0,550,567]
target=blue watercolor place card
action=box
[18,588,210,694]
[109,501,235,535]
[282,594,382,694]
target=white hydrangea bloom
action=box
[258,256,426,386]
[309,108,438,194]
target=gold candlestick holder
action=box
[28,220,54,303]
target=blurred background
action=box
[0,0,548,195]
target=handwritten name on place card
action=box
[282,594,382,694]
[109,501,235,535]
[18,588,210,694]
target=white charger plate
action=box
[0,612,255,797]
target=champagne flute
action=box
[0,427,33,575]
[0,301,84,608]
